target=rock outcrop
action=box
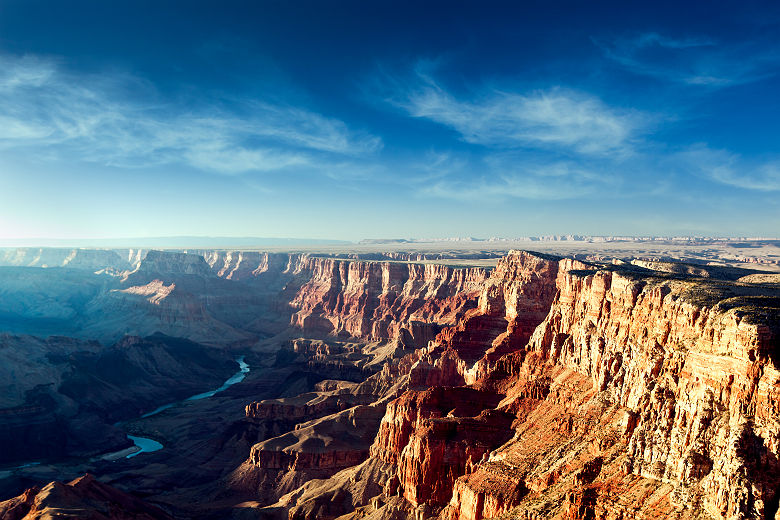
[2,248,779,520]
[272,251,780,520]
[0,250,492,346]
[241,405,386,501]
[432,254,780,520]
[288,257,489,341]
[0,473,172,519]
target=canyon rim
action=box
[2,1,780,518]
[0,243,778,519]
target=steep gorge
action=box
[247,251,780,520]
[1,248,779,520]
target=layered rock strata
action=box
[288,257,489,340]
[434,255,780,520]
[0,473,172,520]
[2,248,779,520]
[258,251,779,520]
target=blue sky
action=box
[1,0,779,241]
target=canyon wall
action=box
[260,251,779,520]
[0,249,492,347]
[416,254,779,520]
[2,247,779,520]
[286,256,489,340]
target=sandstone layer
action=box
[1,249,779,520]
[0,473,172,519]
[249,251,780,520]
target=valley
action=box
[0,243,778,520]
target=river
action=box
[0,356,251,473]
[123,355,250,458]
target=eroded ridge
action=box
[1,249,778,520]
[239,251,779,520]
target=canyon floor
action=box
[0,240,779,520]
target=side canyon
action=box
[0,247,778,520]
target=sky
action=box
[1,0,779,242]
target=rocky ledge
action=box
[245,251,780,520]
[0,473,172,519]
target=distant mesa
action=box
[359,235,780,244]
[2,235,780,249]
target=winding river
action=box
[124,355,250,458]
[0,356,251,472]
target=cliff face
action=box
[0,249,495,346]
[242,404,386,501]
[527,267,780,520]
[197,252,485,343]
[437,257,780,520]
[0,474,173,520]
[3,248,779,520]
[295,251,778,520]
[407,252,564,389]
[287,257,489,340]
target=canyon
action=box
[0,245,778,520]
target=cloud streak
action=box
[676,145,780,191]
[414,140,780,204]
[421,166,605,201]
[386,70,646,156]
[375,64,780,202]
[0,54,381,174]
[371,66,651,201]
[596,32,780,87]
[395,149,619,201]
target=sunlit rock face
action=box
[0,474,173,520]
[285,251,778,520]
[1,247,778,520]
[287,256,489,340]
[429,255,780,520]
[0,249,489,346]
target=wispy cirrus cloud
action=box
[595,32,780,87]
[371,65,648,201]
[675,145,780,191]
[0,54,381,174]
[395,148,620,201]
[383,68,648,156]
[373,62,780,202]
[420,162,610,201]
[414,140,780,203]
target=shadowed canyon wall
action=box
[245,251,779,520]
[1,248,778,520]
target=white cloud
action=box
[0,116,52,139]
[372,66,647,201]
[596,32,779,87]
[676,145,780,191]
[423,172,595,201]
[181,141,309,173]
[371,63,780,201]
[388,72,645,156]
[407,151,617,201]
[0,54,381,174]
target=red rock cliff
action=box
[287,257,489,341]
[441,258,780,520]
[228,251,779,520]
